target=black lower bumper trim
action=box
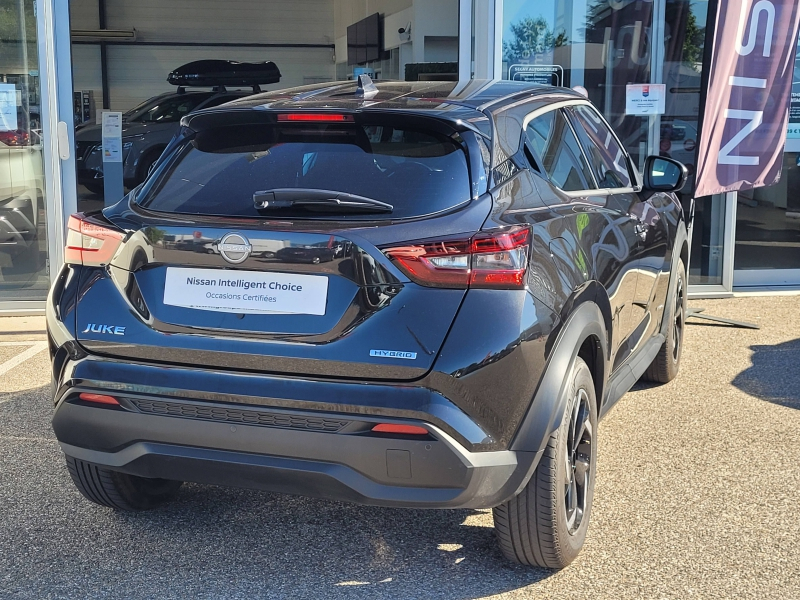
[54,401,540,509]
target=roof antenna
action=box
[356,74,378,99]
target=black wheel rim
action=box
[565,388,592,535]
[672,275,685,362]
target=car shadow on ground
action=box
[731,338,800,410]
[108,486,553,598]
[1,385,553,599]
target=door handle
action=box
[57,121,71,160]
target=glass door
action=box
[0,0,76,313]
[0,0,50,309]
[688,192,735,295]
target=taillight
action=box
[65,214,126,266]
[0,130,29,146]
[382,226,530,289]
[277,113,354,123]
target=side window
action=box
[568,105,633,189]
[524,109,595,192]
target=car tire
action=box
[643,258,686,384]
[65,455,182,511]
[493,356,598,569]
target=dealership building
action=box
[0,0,798,313]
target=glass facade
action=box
[735,158,800,274]
[689,193,727,286]
[732,39,800,283]
[1,0,800,311]
[501,0,735,288]
[0,0,50,303]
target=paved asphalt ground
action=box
[1,296,799,600]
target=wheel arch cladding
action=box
[510,300,608,453]
[659,222,688,339]
[680,240,689,276]
[577,334,604,415]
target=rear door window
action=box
[525,109,595,192]
[566,105,633,189]
[136,119,472,220]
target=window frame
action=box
[564,104,639,193]
[523,106,598,192]
[521,99,641,198]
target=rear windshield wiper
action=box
[253,188,393,213]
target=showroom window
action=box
[731,39,800,286]
[0,0,50,302]
[501,0,720,286]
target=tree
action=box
[0,0,36,44]
[681,10,705,67]
[503,16,568,64]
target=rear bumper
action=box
[51,356,540,509]
[54,397,538,509]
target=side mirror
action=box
[643,155,688,193]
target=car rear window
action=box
[135,120,472,219]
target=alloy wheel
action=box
[564,387,593,535]
[672,275,685,362]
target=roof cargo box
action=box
[167,60,281,88]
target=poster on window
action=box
[0,84,18,132]
[786,41,800,151]
[694,0,800,197]
[625,84,666,115]
[508,64,563,86]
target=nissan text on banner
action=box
[694,0,800,198]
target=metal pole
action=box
[99,0,110,109]
[17,0,30,131]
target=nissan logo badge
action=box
[218,233,252,264]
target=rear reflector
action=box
[65,214,126,267]
[382,226,531,289]
[372,423,429,435]
[78,393,120,406]
[277,113,354,123]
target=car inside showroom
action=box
[2,0,465,312]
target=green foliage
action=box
[0,0,36,44]
[503,16,568,64]
[681,11,705,66]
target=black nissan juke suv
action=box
[48,79,689,569]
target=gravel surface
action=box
[0,345,25,364]
[1,296,799,599]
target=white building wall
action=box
[332,0,458,80]
[412,0,458,64]
[106,46,335,111]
